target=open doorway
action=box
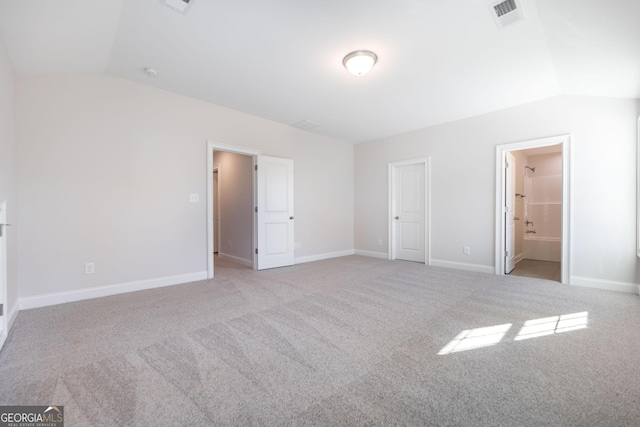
[212,151,254,269]
[206,141,296,279]
[509,145,563,281]
[207,141,261,278]
[495,135,571,284]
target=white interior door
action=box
[505,152,516,273]
[256,155,294,270]
[392,163,426,263]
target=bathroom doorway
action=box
[495,135,571,284]
[509,145,562,281]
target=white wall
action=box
[213,151,253,264]
[355,95,639,288]
[16,74,354,302]
[0,37,18,323]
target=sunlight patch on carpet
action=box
[514,312,588,341]
[437,323,512,355]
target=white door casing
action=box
[0,201,7,350]
[389,158,429,264]
[505,152,516,273]
[256,155,295,270]
[213,167,220,253]
[494,134,571,284]
[207,141,261,279]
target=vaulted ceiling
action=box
[0,0,638,143]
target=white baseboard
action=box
[430,259,494,274]
[571,276,640,295]
[295,249,355,264]
[19,271,208,310]
[515,253,524,264]
[354,250,388,259]
[218,252,253,268]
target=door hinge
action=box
[255,207,258,213]
[255,165,258,171]
[505,250,509,257]
[255,248,258,254]
[505,161,510,168]
[0,304,3,316]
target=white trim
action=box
[354,249,388,259]
[388,157,431,264]
[207,141,261,279]
[431,259,495,274]
[213,165,221,254]
[7,301,18,331]
[637,115,640,258]
[514,253,524,264]
[0,301,18,352]
[218,252,253,268]
[495,135,571,284]
[571,276,640,295]
[295,250,355,264]
[0,201,6,345]
[19,271,207,310]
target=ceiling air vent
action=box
[163,0,194,14]
[291,120,320,131]
[489,0,524,30]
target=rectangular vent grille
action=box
[164,0,194,14]
[292,120,320,131]
[494,0,517,18]
[490,0,524,30]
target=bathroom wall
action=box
[512,150,528,261]
[523,152,562,261]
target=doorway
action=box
[388,158,430,264]
[213,167,219,254]
[495,135,571,284]
[206,141,296,278]
[212,151,253,269]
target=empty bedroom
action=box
[0,0,639,426]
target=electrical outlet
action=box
[84,262,95,274]
[189,193,199,202]
[377,239,383,246]
[463,246,471,255]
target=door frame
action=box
[0,200,7,350]
[212,165,220,254]
[388,157,431,264]
[207,141,261,279]
[494,134,571,284]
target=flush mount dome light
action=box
[342,50,378,76]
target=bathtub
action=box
[523,236,561,262]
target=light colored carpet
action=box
[1,255,639,426]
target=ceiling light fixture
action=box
[342,50,378,76]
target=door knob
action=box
[394,216,399,220]
[289,216,294,220]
